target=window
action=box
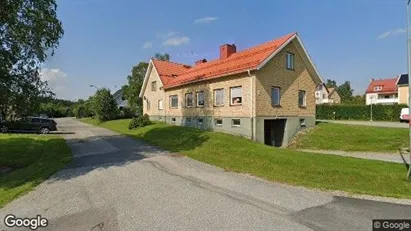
[146,100,151,110]
[374,86,382,91]
[286,52,294,70]
[30,118,40,123]
[230,87,242,105]
[170,95,178,108]
[121,96,126,101]
[186,117,191,124]
[215,119,223,126]
[300,119,306,128]
[158,100,163,110]
[322,94,326,99]
[299,90,306,107]
[151,81,157,91]
[185,92,193,107]
[231,119,241,127]
[214,89,224,106]
[171,118,176,124]
[197,91,205,107]
[271,87,281,106]
[198,118,203,125]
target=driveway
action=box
[1,118,410,230]
[317,119,408,128]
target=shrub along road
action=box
[1,118,410,231]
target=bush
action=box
[128,114,151,130]
[92,88,119,122]
[316,104,407,121]
[118,107,134,119]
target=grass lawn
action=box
[290,122,409,152]
[80,118,411,199]
[0,134,72,208]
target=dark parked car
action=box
[0,117,57,134]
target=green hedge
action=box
[316,104,408,121]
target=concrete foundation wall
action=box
[149,115,252,138]
[150,114,315,147]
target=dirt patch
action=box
[169,153,184,157]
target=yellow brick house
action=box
[139,32,323,147]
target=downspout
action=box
[248,69,254,141]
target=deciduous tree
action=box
[0,0,64,119]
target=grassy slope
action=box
[80,118,411,199]
[0,134,72,207]
[291,122,409,152]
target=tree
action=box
[91,88,118,121]
[0,0,64,119]
[124,62,149,115]
[337,81,354,102]
[325,79,337,88]
[154,53,170,61]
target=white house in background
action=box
[315,83,341,104]
[365,77,398,105]
[113,89,128,109]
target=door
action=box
[264,119,286,147]
[28,118,42,131]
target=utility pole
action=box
[369,96,373,121]
[406,0,411,179]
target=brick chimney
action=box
[220,44,236,59]
[195,59,207,66]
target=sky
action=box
[41,0,408,100]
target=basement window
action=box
[186,117,191,124]
[215,119,223,126]
[198,118,203,125]
[171,118,176,124]
[231,119,241,127]
[300,119,306,128]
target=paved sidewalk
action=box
[298,149,406,164]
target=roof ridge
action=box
[152,59,191,67]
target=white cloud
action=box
[156,31,178,39]
[142,41,153,49]
[163,36,190,46]
[377,28,406,39]
[39,68,68,98]
[194,17,217,24]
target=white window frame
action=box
[230,86,242,105]
[215,118,223,126]
[170,95,178,108]
[214,88,224,106]
[271,87,281,106]
[286,52,294,70]
[196,91,205,107]
[231,119,241,127]
[185,92,194,107]
[374,86,382,91]
[158,99,163,110]
[299,90,306,107]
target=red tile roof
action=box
[152,32,296,89]
[365,78,398,94]
[151,60,192,87]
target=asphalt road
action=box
[1,118,410,231]
[317,119,409,128]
